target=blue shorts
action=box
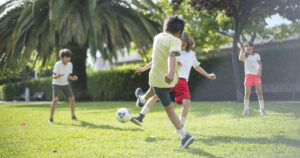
[153,87,171,107]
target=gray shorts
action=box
[153,87,171,107]
[52,84,74,98]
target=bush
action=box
[0,78,52,101]
[88,64,149,101]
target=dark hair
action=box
[243,41,254,58]
[59,49,72,58]
[163,16,185,34]
[180,31,194,51]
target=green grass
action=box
[1,101,300,158]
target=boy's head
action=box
[163,16,185,36]
[180,31,194,51]
[59,49,72,58]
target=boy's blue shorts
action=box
[153,87,172,107]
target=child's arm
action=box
[135,62,152,72]
[238,44,245,61]
[52,73,64,79]
[258,60,262,77]
[165,52,177,84]
[68,74,78,81]
[194,66,216,80]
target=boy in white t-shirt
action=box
[239,42,266,116]
[48,49,79,124]
[132,31,216,127]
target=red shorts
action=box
[169,78,190,105]
[244,74,261,86]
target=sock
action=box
[138,113,145,119]
[179,116,186,125]
[140,95,146,104]
[244,100,249,110]
[177,128,187,138]
[259,100,264,110]
[140,106,150,115]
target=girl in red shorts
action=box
[239,41,266,115]
[131,31,216,126]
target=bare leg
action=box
[145,95,158,109]
[256,84,265,114]
[255,84,264,101]
[68,97,76,116]
[164,103,182,130]
[143,87,155,100]
[244,86,252,100]
[50,97,58,118]
[243,86,252,115]
[180,99,190,118]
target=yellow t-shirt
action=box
[149,32,181,88]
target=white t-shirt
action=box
[244,53,261,75]
[177,50,201,81]
[52,61,73,85]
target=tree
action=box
[185,0,300,101]
[0,0,160,100]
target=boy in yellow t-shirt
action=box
[131,16,194,149]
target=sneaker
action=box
[72,115,78,120]
[48,118,53,124]
[135,88,146,107]
[260,109,266,115]
[242,109,249,116]
[130,114,144,126]
[180,133,194,149]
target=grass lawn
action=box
[1,101,300,158]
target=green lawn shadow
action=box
[197,135,300,148]
[55,120,143,132]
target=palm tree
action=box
[0,0,161,100]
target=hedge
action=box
[1,40,299,101]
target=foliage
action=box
[157,0,233,53]
[0,77,52,101]
[88,63,149,101]
[1,101,300,157]
[0,0,161,98]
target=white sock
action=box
[259,100,264,110]
[179,116,186,125]
[244,100,249,110]
[177,128,187,138]
[140,95,146,104]
[140,106,150,115]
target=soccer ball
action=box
[116,108,131,123]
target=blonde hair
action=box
[180,31,194,51]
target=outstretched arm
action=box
[194,66,216,80]
[238,44,245,61]
[135,62,152,72]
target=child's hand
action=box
[58,74,64,78]
[72,75,78,81]
[165,72,174,84]
[238,43,243,50]
[177,61,183,68]
[258,72,262,78]
[135,67,144,72]
[208,73,216,80]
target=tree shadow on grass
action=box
[144,136,170,143]
[197,135,300,148]
[176,147,220,158]
[55,120,143,132]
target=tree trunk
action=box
[67,43,90,101]
[232,21,244,102]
